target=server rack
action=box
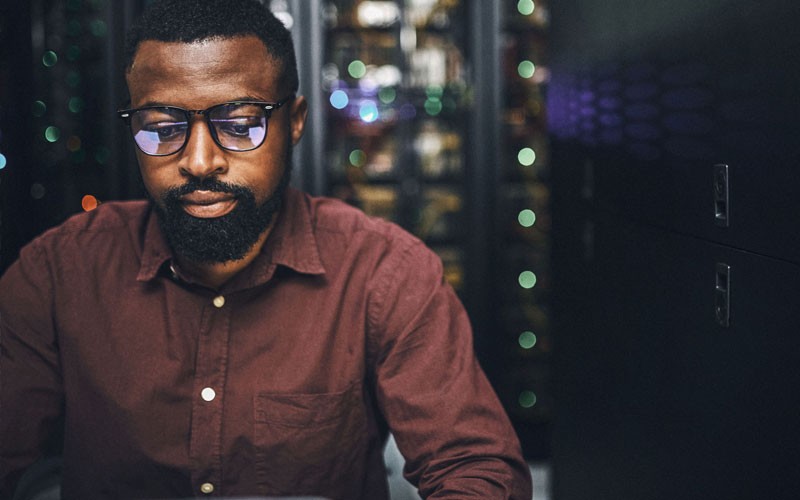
[549,0,800,498]
[0,0,143,273]
[287,0,553,459]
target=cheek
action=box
[247,150,288,190]
[137,158,173,199]
[140,174,159,198]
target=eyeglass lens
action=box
[130,103,268,155]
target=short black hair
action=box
[124,0,298,92]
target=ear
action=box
[289,95,308,146]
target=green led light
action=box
[349,149,366,167]
[67,19,82,37]
[518,271,537,289]
[348,60,367,79]
[519,331,537,349]
[42,51,58,67]
[44,126,61,143]
[518,147,536,166]
[518,209,536,228]
[518,60,536,79]
[519,390,537,408]
[68,97,85,113]
[32,100,47,117]
[67,45,81,61]
[518,0,536,16]
[378,87,397,104]
[95,147,110,164]
[424,98,443,116]
[66,71,81,88]
[90,19,108,37]
[425,85,444,98]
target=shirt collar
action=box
[136,187,326,283]
[262,187,326,277]
[137,205,172,282]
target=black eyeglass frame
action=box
[117,94,295,156]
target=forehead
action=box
[126,36,283,107]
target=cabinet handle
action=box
[715,263,731,327]
[714,164,730,227]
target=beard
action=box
[153,165,291,264]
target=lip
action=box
[179,190,237,218]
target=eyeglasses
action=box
[117,95,294,156]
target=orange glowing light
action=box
[66,135,82,152]
[81,194,99,211]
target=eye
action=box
[215,117,262,137]
[144,121,188,141]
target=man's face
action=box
[125,36,307,262]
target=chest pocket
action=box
[253,382,367,496]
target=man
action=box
[0,1,532,498]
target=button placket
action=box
[189,294,232,497]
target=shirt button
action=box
[212,295,225,308]
[201,387,216,402]
[200,482,214,494]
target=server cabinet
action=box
[549,0,800,498]
[0,0,143,272]
[287,0,554,459]
[547,0,800,261]
[555,218,800,500]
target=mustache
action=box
[163,177,252,201]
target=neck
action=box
[175,225,273,290]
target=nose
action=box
[177,118,229,179]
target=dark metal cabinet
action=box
[554,218,800,500]
[548,0,800,263]
[549,0,800,498]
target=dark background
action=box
[548,0,800,498]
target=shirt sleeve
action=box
[0,241,64,499]
[367,238,532,499]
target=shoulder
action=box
[292,190,444,288]
[303,192,444,288]
[0,200,152,309]
[20,200,150,261]
[50,200,150,234]
[306,193,424,254]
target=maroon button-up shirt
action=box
[0,188,531,499]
